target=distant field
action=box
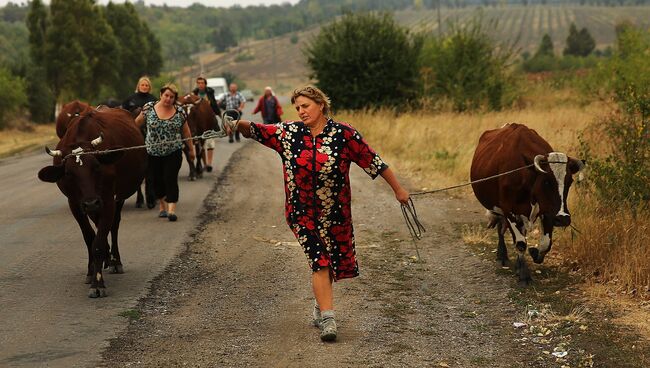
[395,5,650,53]
[175,5,650,93]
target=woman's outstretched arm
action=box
[380,167,410,204]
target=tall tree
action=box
[26,0,55,122]
[564,23,595,57]
[105,2,149,97]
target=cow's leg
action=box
[496,220,509,266]
[506,217,532,285]
[68,199,96,284]
[529,215,554,264]
[135,187,144,208]
[108,199,124,274]
[183,145,196,181]
[195,141,204,178]
[88,201,115,298]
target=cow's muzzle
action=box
[82,198,102,213]
[554,214,571,227]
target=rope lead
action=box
[401,198,426,261]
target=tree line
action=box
[0,0,161,127]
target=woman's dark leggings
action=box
[148,150,182,203]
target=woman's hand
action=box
[395,187,410,205]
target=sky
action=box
[0,0,300,7]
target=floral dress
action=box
[250,119,388,280]
[142,101,186,157]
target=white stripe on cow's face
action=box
[548,152,569,217]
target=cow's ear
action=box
[97,150,124,165]
[38,165,65,183]
[568,158,586,174]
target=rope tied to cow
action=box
[400,160,568,260]
[55,129,226,162]
[51,109,243,163]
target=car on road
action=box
[206,77,228,100]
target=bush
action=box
[419,16,517,111]
[0,67,27,128]
[305,12,422,111]
[578,26,650,210]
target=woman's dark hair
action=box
[159,83,179,102]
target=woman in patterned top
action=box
[227,85,410,342]
[135,83,195,222]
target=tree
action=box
[305,12,422,111]
[534,33,554,57]
[420,17,516,111]
[211,26,237,52]
[105,2,161,98]
[44,0,120,101]
[26,0,55,122]
[564,23,596,57]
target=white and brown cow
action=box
[470,123,585,285]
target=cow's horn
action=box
[46,147,63,157]
[534,155,547,173]
[91,132,104,147]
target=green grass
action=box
[118,309,141,320]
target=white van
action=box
[206,77,228,101]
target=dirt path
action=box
[102,142,541,367]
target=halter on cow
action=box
[470,123,585,285]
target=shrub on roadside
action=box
[0,67,27,129]
[305,12,422,111]
[419,16,518,112]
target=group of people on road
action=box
[120,76,285,222]
[119,77,408,344]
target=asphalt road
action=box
[0,104,257,368]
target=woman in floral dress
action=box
[228,85,410,342]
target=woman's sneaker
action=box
[312,302,321,327]
[319,310,337,342]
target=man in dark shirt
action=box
[192,77,221,172]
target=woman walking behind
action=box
[135,84,195,222]
[123,76,158,208]
[122,76,157,114]
[227,85,410,342]
[252,86,283,124]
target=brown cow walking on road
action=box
[38,108,147,298]
[177,94,219,180]
[470,123,585,285]
[55,100,93,139]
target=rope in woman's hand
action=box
[401,198,426,261]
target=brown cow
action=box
[470,123,585,285]
[38,109,147,298]
[55,100,93,138]
[177,93,219,180]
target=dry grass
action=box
[339,101,604,193]
[0,123,57,158]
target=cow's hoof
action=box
[109,264,124,274]
[188,176,196,181]
[88,288,107,298]
[84,275,93,284]
[135,202,143,209]
[518,278,533,287]
[146,202,156,209]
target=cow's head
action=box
[178,94,201,117]
[38,133,124,214]
[529,152,585,263]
